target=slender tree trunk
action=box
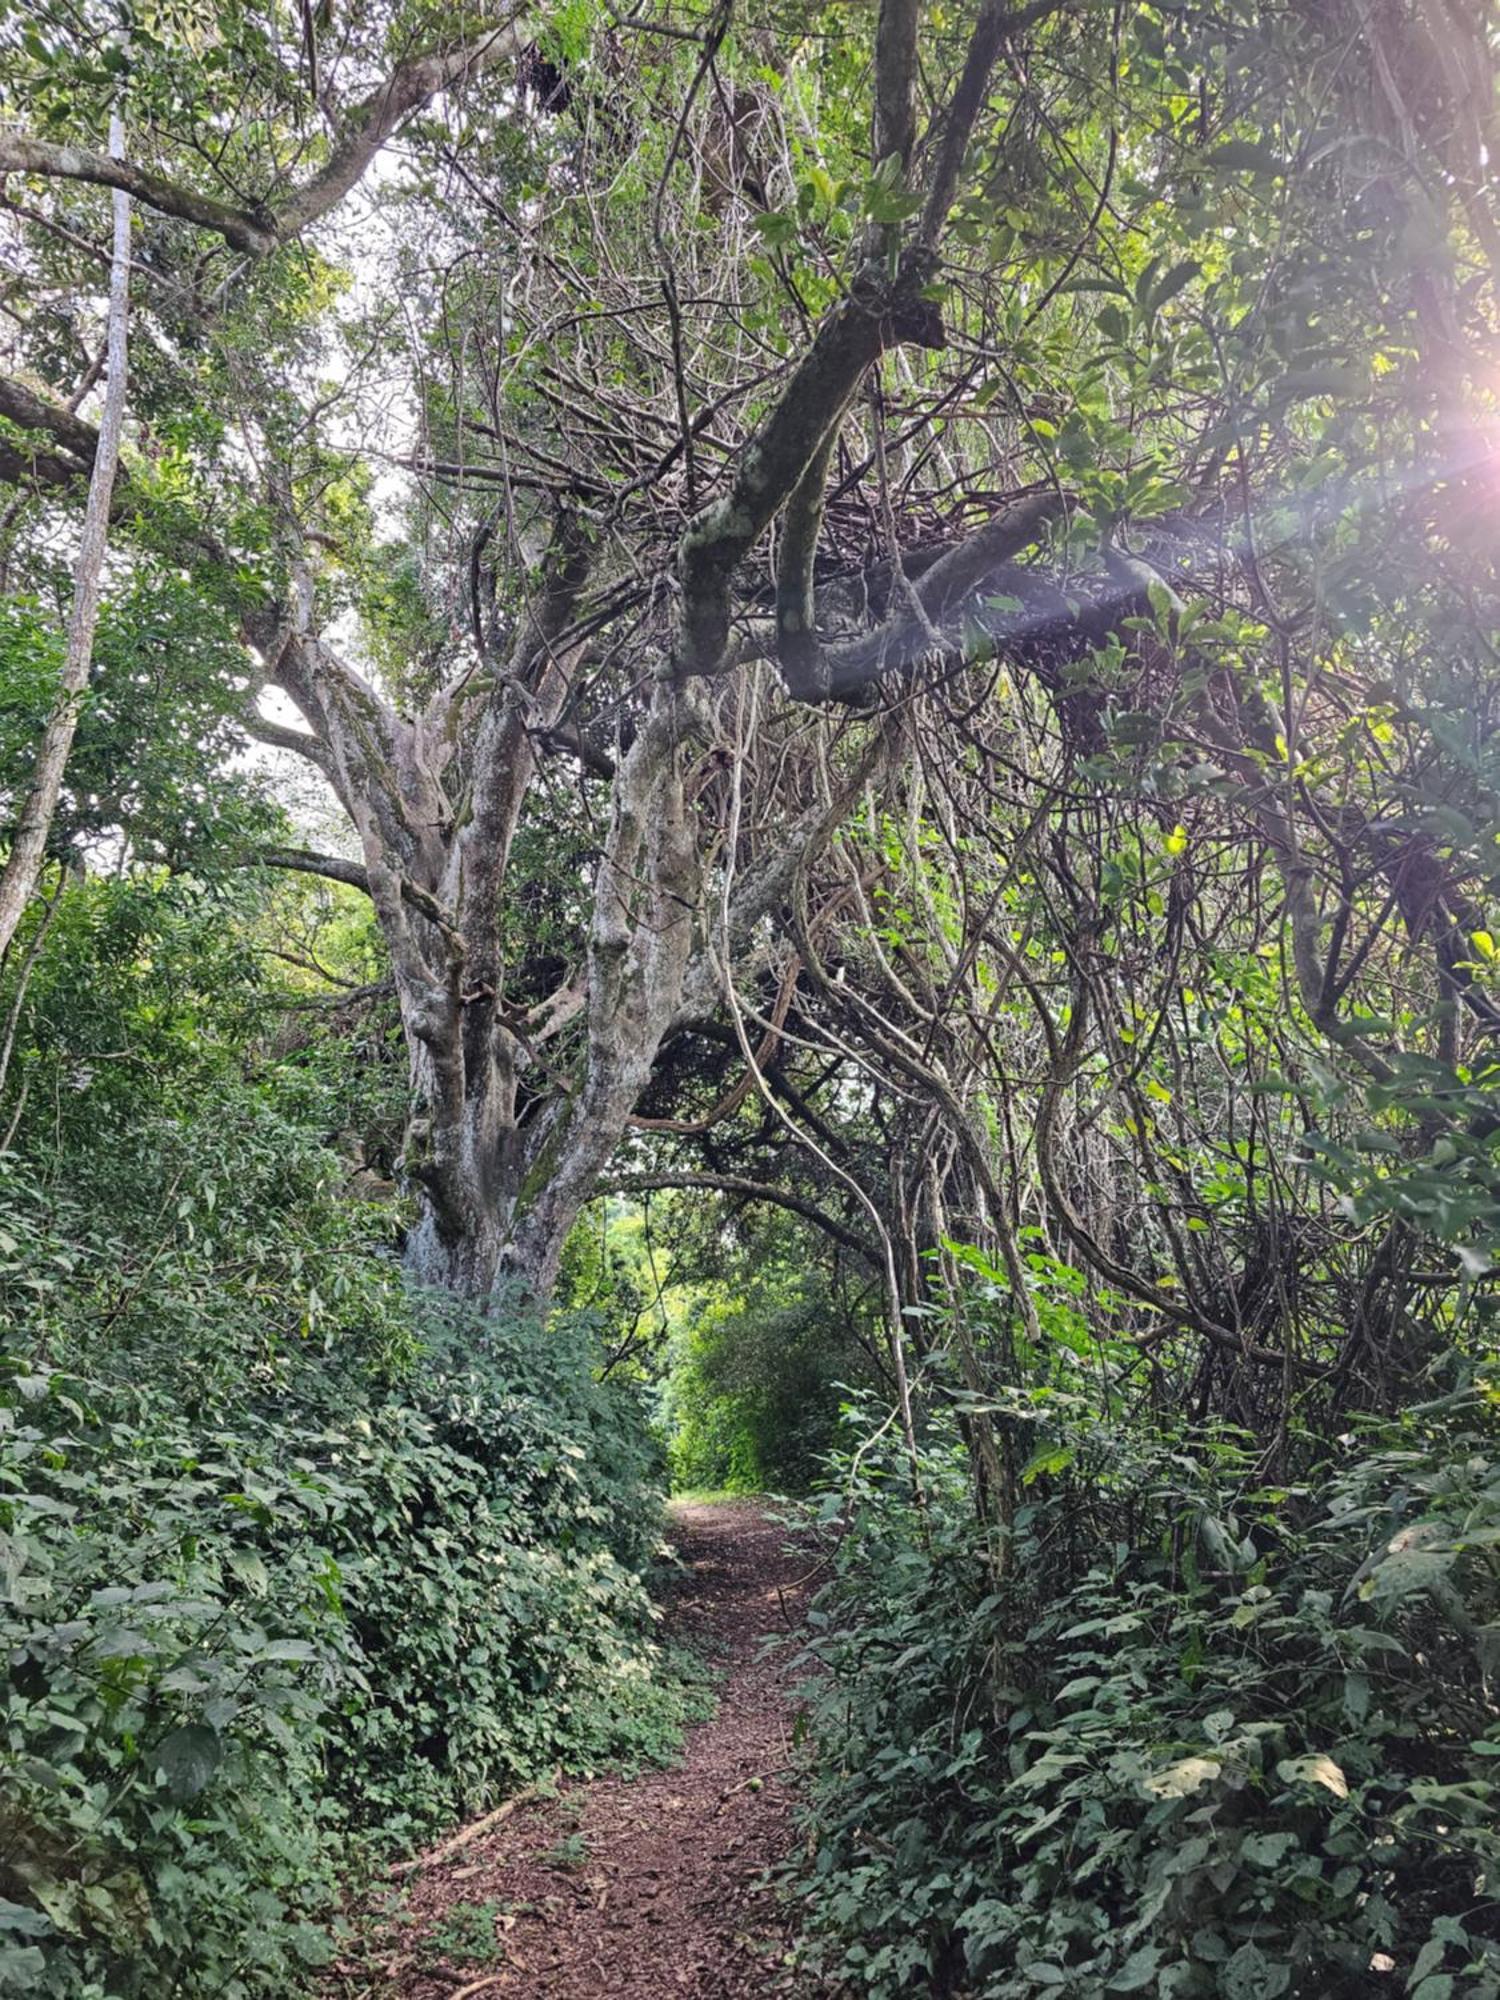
[0,113,131,958]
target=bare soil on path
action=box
[349,1500,818,2000]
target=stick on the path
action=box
[388,1772,559,1877]
[447,1975,508,2000]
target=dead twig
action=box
[387,1771,560,1878]
[448,1974,510,2000]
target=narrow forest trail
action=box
[356,1501,819,2000]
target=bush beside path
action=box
[339,1502,817,2000]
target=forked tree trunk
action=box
[404,1204,511,1298]
[240,0,1023,1305]
[315,673,707,1305]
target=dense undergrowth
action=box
[661,1232,879,1498]
[790,1380,1500,1999]
[8,3,1500,1997]
[0,884,700,1999]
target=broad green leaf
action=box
[154,1724,223,1801]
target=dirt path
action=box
[356,1500,816,2000]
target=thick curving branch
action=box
[777,489,1068,704]
[0,17,525,258]
[0,133,278,253]
[673,251,943,681]
[774,431,836,699]
[253,843,373,894]
[609,1171,882,1267]
[241,709,335,773]
[274,20,526,242]
[251,843,457,935]
[917,0,1068,245]
[0,376,113,468]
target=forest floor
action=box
[342,1500,820,2000]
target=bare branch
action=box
[250,843,458,935]
[253,844,372,894]
[789,490,1067,702]
[0,132,278,253]
[274,20,526,241]
[0,376,112,468]
[674,255,943,681]
[240,709,334,773]
[918,0,1068,245]
[609,1171,881,1265]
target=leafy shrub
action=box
[0,1296,696,1998]
[0,574,275,872]
[791,1382,1500,1998]
[0,1370,355,1997]
[662,1258,879,1495]
[0,998,694,2000]
[317,1300,694,1844]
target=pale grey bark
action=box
[0,0,1080,1304]
[274,22,527,242]
[0,114,131,961]
[243,0,1046,1301]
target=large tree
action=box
[4,0,1499,1335]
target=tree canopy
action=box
[9,0,1500,1327]
[4,1,1500,1993]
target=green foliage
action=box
[541,1830,590,1872]
[659,1215,880,1496]
[0,1366,354,1997]
[8,3,1500,1995]
[0,575,274,871]
[0,878,697,1999]
[664,1281,868,1495]
[0,1214,695,1997]
[420,1897,509,1968]
[791,1381,1500,1998]
[316,1298,691,1847]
